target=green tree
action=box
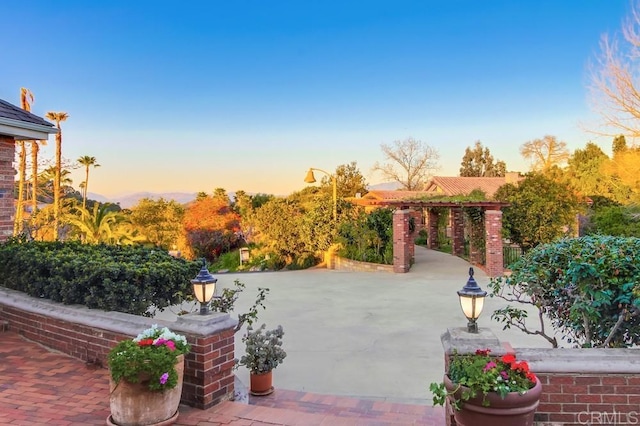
[495,173,581,250]
[587,205,640,237]
[565,142,627,201]
[613,135,627,155]
[520,135,569,173]
[66,203,138,244]
[45,111,69,240]
[459,141,507,177]
[318,161,368,198]
[251,198,307,267]
[129,198,185,249]
[372,137,440,190]
[77,155,100,209]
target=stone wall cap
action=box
[516,347,640,374]
[0,287,237,338]
[441,327,504,355]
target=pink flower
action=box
[164,341,176,351]
[483,361,497,372]
[159,373,169,385]
[500,371,509,380]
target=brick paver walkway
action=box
[0,331,445,425]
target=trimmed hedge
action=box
[0,241,200,316]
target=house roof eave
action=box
[0,117,58,141]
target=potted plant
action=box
[238,324,286,396]
[430,349,542,426]
[107,324,190,426]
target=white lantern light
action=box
[191,259,217,315]
[457,267,487,333]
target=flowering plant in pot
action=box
[237,324,286,395]
[430,349,541,426]
[108,324,190,391]
[107,325,190,425]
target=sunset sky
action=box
[0,1,630,198]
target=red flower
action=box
[514,361,530,373]
[526,372,537,383]
[138,339,154,347]
[501,354,516,364]
[475,349,491,356]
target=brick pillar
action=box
[427,209,439,249]
[468,222,483,265]
[451,207,464,256]
[485,209,504,277]
[393,209,411,273]
[183,326,236,408]
[0,136,15,242]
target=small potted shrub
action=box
[107,325,190,426]
[238,324,286,395]
[430,349,541,426]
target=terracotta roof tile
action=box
[424,176,521,198]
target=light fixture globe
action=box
[457,267,487,333]
[304,169,316,183]
[191,259,217,315]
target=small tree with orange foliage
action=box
[183,194,241,262]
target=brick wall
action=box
[0,287,237,409]
[0,136,15,242]
[450,207,464,256]
[484,209,504,278]
[428,209,439,249]
[392,209,412,273]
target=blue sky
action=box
[0,1,629,197]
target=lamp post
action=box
[191,258,217,315]
[457,267,487,333]
[304,167,337,222]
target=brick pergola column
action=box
[0,136,15,242]
[427,209,439,249]
[450,207,464,256]
[392,209,411,273]
[485,209,504,277]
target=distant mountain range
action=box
[87,192,200,209]
[88,182,402,209]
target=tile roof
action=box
[424,176,519,198]
[361,190,431,201]
[0,98,55,127]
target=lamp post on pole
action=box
[304,167,337,222]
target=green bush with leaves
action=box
[489,236,640,348]
[0,240,200,316]
[336,207,394,264]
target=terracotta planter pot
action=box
[250,370,274,396]
[444,374,542,426]
[108,354,184,426]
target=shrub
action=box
[489,236,640,348]
[0,240,200,316]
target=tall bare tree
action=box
[77,155,100,209]
[372,137,440,190]
[45,111,69,240]
[589,1,640,138]
[520,135,569,173]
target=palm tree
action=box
[77,156,100,209]
[45,111,69,240]
[67,203,141,244]
[14,88,35,236]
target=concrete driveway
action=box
[157,246,553,405]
